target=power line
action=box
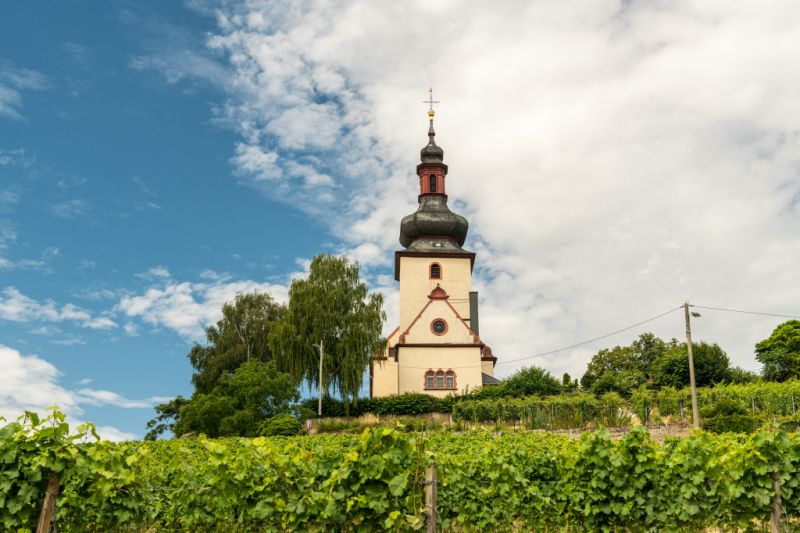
[392,305,683,370]
[691,304,800,320]
[496,305,683,366]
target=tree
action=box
[562,372,578,393]
[174,361,299,438]
[580,333,680,397]
[144,396,189,441]
[269,255,386,406]
[580,345,645,397]
[756,320,800,382]
[503,366,562,397]
[652,342,731,388]
[189,291,284,394]
[727,367,759,384]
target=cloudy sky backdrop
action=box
[2,0,799,439]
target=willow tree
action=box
[270,254,386,406]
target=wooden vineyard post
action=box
[425,463,438,533]
[771,472,781,533]
[37,474,60,533]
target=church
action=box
[371,99,499,397]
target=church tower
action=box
[371,93,498,397]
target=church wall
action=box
[399,256,472,332]
[396,346,483,396]
[372,357,398,398]
[481,359,495,377]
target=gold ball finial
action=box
[423,87,439,121]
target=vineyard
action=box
[3,409,800,531]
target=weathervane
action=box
[423,87,439,120]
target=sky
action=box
[1,0,799,440]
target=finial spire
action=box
[423,87,439,121]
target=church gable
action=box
[398,285,480,345]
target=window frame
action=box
[425,370,435,390]
[429,262,442,279]
[430,318,448,336]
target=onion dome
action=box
[399,196,468,250]
[420,119,444,162]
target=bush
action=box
[260,414,303,436]
[700,398,761,434]
[301,393,454,417]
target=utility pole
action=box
[317,340,325,417]
[684,302,701,429]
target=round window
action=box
[431,319,447,335]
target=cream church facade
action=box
[371,106,498,398]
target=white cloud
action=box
[50,199,90,219]
[51,336,86,346]
[176,0,800,380]
[0,60,47,120]
[135,266,171,280]
[0,287,117,330]
[0,344,163,441]
[117,277,289,340]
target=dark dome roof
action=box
[420,121,443,162]
[420,142,443,162]
[399,195,468,250]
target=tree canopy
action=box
[580,333,681,397]
[504,366,562,397]
[174,361,299,438]
[270,254,386,404]
[756,320,800,382]
[189,291,284,394]
[652,342,732,388]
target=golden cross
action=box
[423,87,439,119]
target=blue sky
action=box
[2,1,800,439]
[1,2,328,439]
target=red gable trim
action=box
[398,288,482,345]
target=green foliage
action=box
[260,414,303,437]
[700,398,762,434]
[653,342,732,388]
[0,409,141,531]
[5,408,800,531]
[727,366,760,384]
[580,333,680,397]
[189,291,285,394]
[270,254,386,406]
[143,396,188,441]
[503,366,562,397]
[174,360,299,438]
[756,320,800,382]
[452,393,630,429]
[302,393,454,417]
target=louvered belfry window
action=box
[430,263,441,279]
[429,174,437,192]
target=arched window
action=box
[430,263,441,279]
[445,371,455,389]
[429,174,437,193]
[435,370,445,389]
[425,370,435,390]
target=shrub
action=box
[700,398,761,434]
[261,414,303,436]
